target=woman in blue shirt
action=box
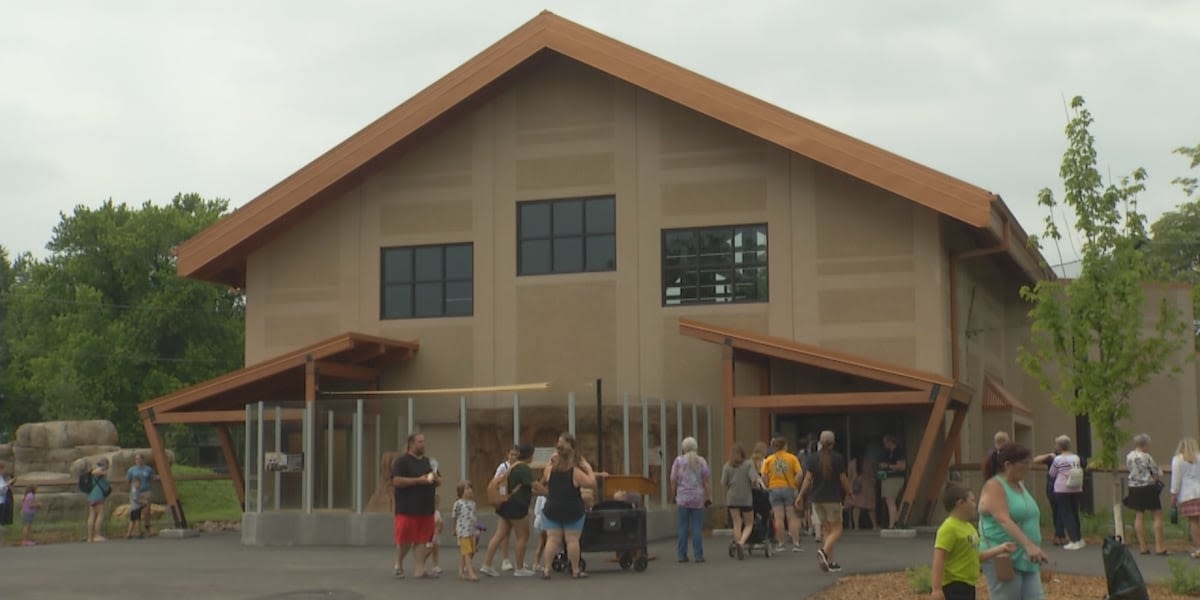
[86,459,112,543]
[978,443,1048,599]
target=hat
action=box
[819,430,836,445]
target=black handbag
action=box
[1102,536,1150,600]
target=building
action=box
[139,12,1198,543]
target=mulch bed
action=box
[811,571,1194,599]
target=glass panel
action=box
[663,267,697,305]
[520,240,551,275]
[699,269,733,303]
[520,203,551,239]
[382,284,412,319]
[382,248,412,283]
[698,229,732,268]
[734,267,767,301]
[585,235,615,271]
[663,230,697,263]
[414,246,443,281]
[414,282,444,317]
[553,237,583,273]
[553,200,584,236]
[445,244,473,279]
[445,282,473,316]
[585,197,615,234]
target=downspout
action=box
[948,205,1010,463]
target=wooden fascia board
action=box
[730,391,930,409]
[314,360,379,381]
[678,320,945,391]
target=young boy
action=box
[126,479,144,540]
[931,483,1016,600]
[451,481,479,581]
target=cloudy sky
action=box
[2,1,1198,273]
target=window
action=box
[380,243,473,319]
[518,196,616,275]
[662,224,767,305]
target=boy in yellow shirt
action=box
[931,483,1015,600]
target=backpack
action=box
[78,471,94,494]
[487,470,518,509]
[1066,461,1085,492]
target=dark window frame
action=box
[517,196,616,276]
[379,242,473,320]
[661,223,768,306]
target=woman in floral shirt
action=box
[1125,434,1166,555]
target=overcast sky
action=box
[2,1,1198,273]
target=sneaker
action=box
[828,562,843,572]
[393,565,404,578]
[775,543,788,553]
[514,569,537,577]
[431,566,443,576]
[1065,541,1086,551]
[792,544,803,552]
[816,549,830,572]
[479,566,499,577]
[501,559,515,572]
[20,540,36,547]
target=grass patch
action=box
[172,465,241,522]
[1166,557,1200,595]
[905,564,932,594]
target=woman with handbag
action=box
[979,443,1048,599]
[1125,434,1167,555]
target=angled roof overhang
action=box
[981,374,1034,417]
[177,11,1021,288]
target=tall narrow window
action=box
[381,243,473,319]
[518,196,616,275]
[662,224,767,305]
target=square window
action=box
[553,237,583,273]
[446,245,473,280]
[520,203,551,239]
[661,224,767,306]
[383,248,412,283]
[553,200,584,236]
[517,196,616,276]
[520,239,552,275]
[445,281,473,317]
[383,284,412,319]
[414,282,444,317]
[414,246,443,281]
[585,197,615,234]
[381,243,472,319]
[585,235,615,271]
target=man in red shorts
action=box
[391,432,441,579]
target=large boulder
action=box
[0,443,13,463]
[13,446,88,475]
[15,420,118,449]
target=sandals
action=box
[541,571,551,580]
[572,571,589,579]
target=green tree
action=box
[0,194,245,445]
[1145,142,1200,348]
[1019,97,1189,535]
[1172,143,1200,198]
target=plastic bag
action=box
[1102,536,1150,600]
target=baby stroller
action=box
[728,487,775,558]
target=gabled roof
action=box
[178,10,1005,287]
[981,374,1033,417]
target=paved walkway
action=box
[0,530,1174,599]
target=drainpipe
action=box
[948,206,1010,463]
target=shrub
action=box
[1166,557,1200,595]
[906,564,932,594]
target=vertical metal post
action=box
[623,392,631,475]
[304,400,314,514]
[326,410,334,509]
[244,405,252,512]
[256,401,264,513]
[659,398,667,506]
[354,398,364,513]
[374,414,381,496]
[706,405,713,464]
[692,403,699,439]
[397,415,404,448]
[641,396,650,478]
[460,396,468,483]
[274,406,282,511]
[513,393,520,446]
[407,397,414,436]
[676,400,684,448]
[568,392,576,438]
[596,379,604,498]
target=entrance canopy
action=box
[136,332,418,527]
[679,318,971,527]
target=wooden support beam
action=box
[215,425,245,510]
[922,407,968,523]
[760,409,771,443]
[152,409,307,424]
[730,390,930,410]
[722,344,735,463]
[313,360,379,381]
[899,385,952,527]
[142,415,186,528]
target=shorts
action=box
[21,512,35,525]
[533,513,546,531]
[882,477,906,500]
[942,581,977,600]
[813,502,843,525]
[767,487,797,508]
[497,499,529,520]
[727,505,752,513]
[394,513,436,545]
[458,536,476,555]
[89,499,105,507]
[130,507,144,522]
[541,515,586,532]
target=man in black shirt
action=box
[391,432,441,578]
[878,434,907,529]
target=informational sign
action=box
[265,452,304,473]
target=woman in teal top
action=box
[978,443,1048,600]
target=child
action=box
[427,493,443,576]
[531,494,548,571]
[931,483,1016,600]
[126,479,144,540]
[21,486,40,546]
[452,481,480,581]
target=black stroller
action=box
[551,499,649,573]
[728,487,775,558]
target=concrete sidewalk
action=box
[0,530,1175,599]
